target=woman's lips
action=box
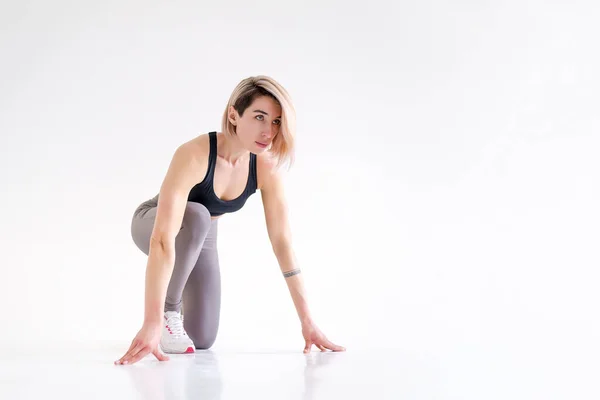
[256,141,268,148]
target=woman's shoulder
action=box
[166,132,212,173]
[256,152,277,170]
[165,132,212,183]
[181,132,211,159]
[256,152,282,190]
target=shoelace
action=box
[165,313,187,337]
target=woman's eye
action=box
[273,120,281,125]
[255,115,264,121]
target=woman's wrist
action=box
[144,314,163,327]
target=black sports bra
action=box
[187,131,258,216]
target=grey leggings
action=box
[130,196,220,349]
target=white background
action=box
[1,0,599,394]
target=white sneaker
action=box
[160,311,195,354]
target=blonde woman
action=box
[115,76,346,366]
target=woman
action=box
[115,76,345,366]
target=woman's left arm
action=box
[260,166,346,353]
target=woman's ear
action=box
[228,106,238,126]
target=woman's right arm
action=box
[115,143,204,366]
[143,144,201,325]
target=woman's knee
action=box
[131,201,210,254]
[183,306,219,350]
[189,331,217,350]
[130,207,157,255]
[181,202,212,241]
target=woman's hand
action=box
[301,322,346,353]
[114,322,169,365]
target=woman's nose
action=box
[262,126,275,138]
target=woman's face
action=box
[229,95,282,153]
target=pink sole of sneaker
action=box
[185,347,195,353]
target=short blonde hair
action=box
[221,75,296,170]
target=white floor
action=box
[1,340,599,400]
